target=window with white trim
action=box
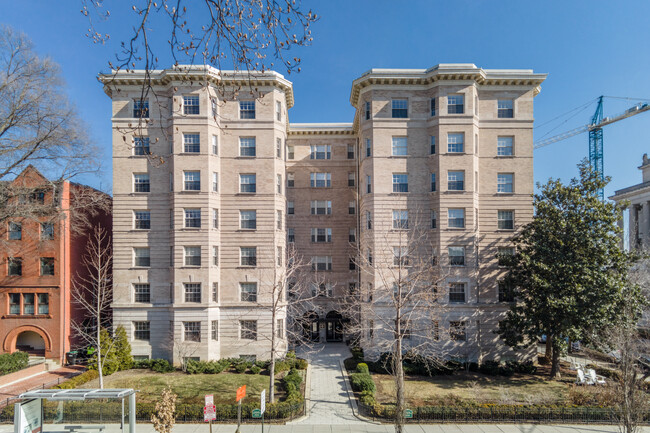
[391,137,408,156]
[134,174,150,193]
[212,135,218,154]
[184,321,201,342]
[392,174,408,193]
[287,228,295,243]
[448,208,465,228]
[497,173,514,193]
[212,209,219,229]
[430,136,436,154]
[134,137,150,155]
[212,172,218,192]
[240,210,257,229]
[311,200,332,215]
[391,99,408,118]
[184,246,201,266]
[240,320,257,340]
[365,101,371,120]
[134,248,150,267]
[498,246,515,267]
[239,174,256,193]
[449,283,466,303]
[183,95,200,115]
[448,171,465,191]
[184,209,201,228]
[430,98,436,116]
[447,133,465,153]
[184,283,201,302]
[311,256,332,271]
[239,137,256,157]
[240,282,257,302]
[211,320,219,340]
[212,246,219,266]
[276,101,282,121]
[133,283,150,303]
[392,210,408,229]
[287,201,294,215]
[134,211,151,229]
[240,247,257,266]
[498,99,514,118]
[239,101,255,119]
[310,172,331,187]
[183,171,200,191]
[311,228,332,243]
[310,145,331,160]
[449,321,466,341]
[498,210,514,230]
[497,136,513,156]
[183,133,200,153]
[448,94,464,114]
[448,247,465,266]
[133,321,150,340]
[393,246,409,266]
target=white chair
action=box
[588,368,606,385]
[575,368,594,385]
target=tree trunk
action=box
[394,338,405,433]
[270,312,276,403]
[549,339,562,380]
[545,335,552,363]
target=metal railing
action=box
[357,402,650,424]
[0,373,81,409]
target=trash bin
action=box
[66,351,78,365]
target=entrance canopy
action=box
[19,388,135,401]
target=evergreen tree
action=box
[497,161,643,379]
[113,326,133,371]
[89,328,119,377]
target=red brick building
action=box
[0,166,111,364]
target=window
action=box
[449,247,465,266]
[240,210,257,229]
[183,171,200,191]
[239,100,255,119]
[393,247,409,266]
[183,283,201,302]
[276,138,282,158]
[184,246,201,266]
[212,246,219,266]
[134,211,151,229]
[212,283,219,302]
[365,138,372,157]
[310,172,331,188]
[498,210,514,230]
[365,101,371,120]
[431,210,437,229]
[287,228,295,243]
[498,281,515,302]
[366,175,372,194]
[310,145,331,160]
[348,172,356,187]
[134,283,150,303]
[212,209,219,228]
[311,228,332,243]
[239,137,256,157]
[41,223,54,240]
[448,171,465,191]
[347,144,355,159]
[447,133,464,153]
[9,293,20,315]
[23,294,34,315]
[211,98,218,118]
[134,137,150,155]
[240,282,258,302]
[430,136,436,155]
[311,256,332,271]
[8,258,22,276]
[184,321,201,342]
[498,246,515,266]
[36,293,49,315]
[349,228,356,243]
[430,98,436,116]
[311,283,333,297]
[40,258,55,276]
[277,210,282,230]
[348,201,356,215]
[212,172,218,192]
[184,209,201,228]
[240,174,256,193]
[311,200,332,215]
[212,135,218,155]
[367,250,373,266]
[497,173,514,193]
[366,211,372,230]
[134,174,150,193]
[240,247,257,266]
[392,174,408,193]
[497,136,514,156]
[183,95,200,115]
[449,321,466,341]
[286,173,294,188]
[448,94,464,114]
[349,258,356,270]
[277,174,282,194]
[448,208,465,228]
[392,137,408,156]
[277,319,284,339]
[134,322,150,341]
[240,320,257,340]
[449,283,466,303]
[498,99,514,118]
[433,321,440,341]
[392,99,408,118]
[183,133,200,153]
[392,210,408,229]
[134,248,150,267]
[133,99,149,118]
[211,320,219,341]
[287,201,294,215]
[431,173,436,192]
[276,101,282,121]
[287,146,295,159]
[277,246,282,266]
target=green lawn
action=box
[81,370,286,405]
[373,372,573,406]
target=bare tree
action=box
[0,26,100,223]
[168,333,201,372]
[71,227,113,388]
[343,210,449,433]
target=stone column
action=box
[631,205,639,249]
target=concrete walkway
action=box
[293,343,363,424]
[0,365,84,406]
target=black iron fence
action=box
[358,402,650,424]
[0,401,305,424]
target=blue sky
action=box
[3,0,650,198]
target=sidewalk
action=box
[0,365,84,405]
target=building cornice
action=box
[349,63,547,107]
[98,65,295,109]
[288,123,355,136]
[610,181,650,201]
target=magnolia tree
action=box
[342,210,448,433]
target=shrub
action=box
[54,369,99,389]
[356,363,369,374]
[250,365,262,374]
[507,360,537,374]
[133,359,154,369]
[254,360,268,369]
[349,373,376,394]
[274,360,290,374]
[359,390,376,406]
[113,326,133,371]
[234,362,249,374]
[290,358,308,370]
[586,364,621,381]
[285,350,296,359]
[351,347,364,361]
[0,351,29,375]
[151,359,175,373]
[479,360,501,376]
[185,360,227,375]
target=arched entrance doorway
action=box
[325,311,344,342]
[16,331,45,355]
[302,311,320,342]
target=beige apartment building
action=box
[102,63,546,363]
[611,154,650,251]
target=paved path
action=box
[0,365,84,405]
[293,343,363,424]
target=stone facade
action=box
[611,153,650,251]
[102,64,546,363]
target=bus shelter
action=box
[16,389,136,433]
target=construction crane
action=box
[534,96,650,199]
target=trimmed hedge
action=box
[53,369,99,389]
[281,369,303,403]
[0,352,29,375]
[349,373,376,394]
[356,363,369,374]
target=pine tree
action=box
[113,326,133,371]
